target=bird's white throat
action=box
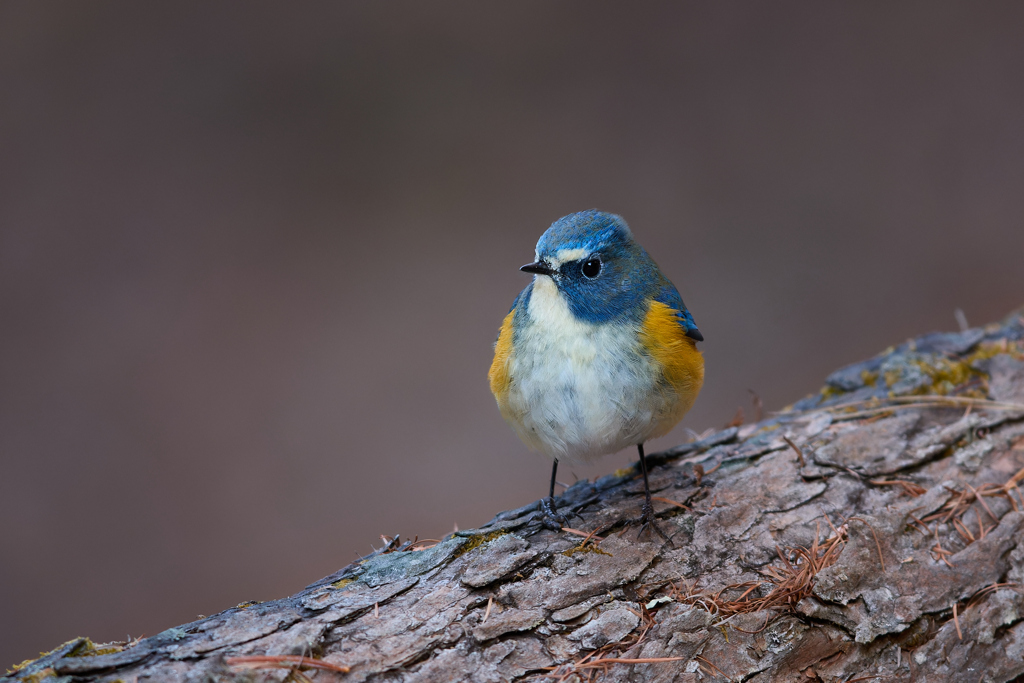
[526,275,593,343]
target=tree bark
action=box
[8,309,1024,683]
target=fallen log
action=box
[7,308,1024,682]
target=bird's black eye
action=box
[581,256,602,279]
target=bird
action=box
[488,210,704,534]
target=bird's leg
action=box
[539,459,568,530]
[635,443,668,540]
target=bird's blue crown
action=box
[535,210,634,258]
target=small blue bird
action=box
[489,210,704,533]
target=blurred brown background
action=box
[3,1,1024,667]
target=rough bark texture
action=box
[8,309,1024,683]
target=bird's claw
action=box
[540,497,570,531]
[632,500,669,541]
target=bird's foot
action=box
[539,496,569,531]
[630,499,669,541]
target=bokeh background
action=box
[3,1,1024,667]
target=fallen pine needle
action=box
[966,482,1000,524]
[562,524,613,552]
[651,496,691,510]
[782,436,805,466]
[730,613,772,634]
[575,656,686,668]
[695,655,729,679]
[483,596,493,623]
[953,603,962,640]
[849,517,886,572]
[225,655,350,673]
[951,516,975,544]
[561,527,592,538]
[1008,465,1024,488]
[869,478,926,497]
[407,538,441,551]
[968,582,1020,607]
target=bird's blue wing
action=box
[654,285,703,341]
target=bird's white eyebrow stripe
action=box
[546,248,591,268]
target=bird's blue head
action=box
[520,210,662,324]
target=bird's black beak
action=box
[685,327,704,342]
[520,261,556,276]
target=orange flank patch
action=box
[488,308,516,402]
[639,299,705,433]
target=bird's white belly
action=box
[505,277,669,465]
